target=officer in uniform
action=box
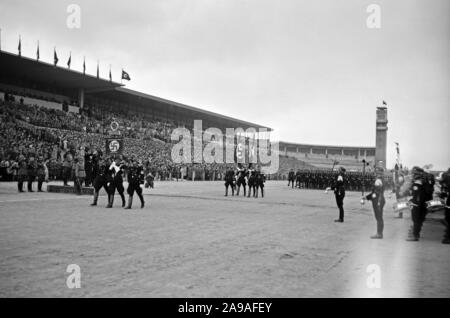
[288,169,295,188]
[255,166,266,198]
[364,167,386,239]
[84,149,94,187]
[437,169,450,244]
[125,159,145,209]
[36,156,48,192]
[90,156,111,206]
[106,157,126,208]
[235,164,247,196]
[224,167,235,197]
[295,170,301,189]
[247,164,256,198]
[327,167,346,223]
[404,167,427,241]
[17,155,28,193]
[27,157,37,192]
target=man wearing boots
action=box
[36,156,48,192]
[224,167,235,197]
[106,157,126,208]
[17,155,27,193]
[364,167,386,239]
[27,157,37,192]
[125,159,145,210]
[255,166,266,198]
[404,167,427,242]
[90,156,111,207]
[235,164,247,196]
[288,169,295,188]
[327,167,346,223]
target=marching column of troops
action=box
[224,163,266,198]
[287,169,393,192]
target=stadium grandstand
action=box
[1,48,376,183]
[278,141,376,172]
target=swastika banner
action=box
[105,138,124,155]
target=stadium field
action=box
[0,181,449,297]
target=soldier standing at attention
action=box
[327,167,346,223]
[27,156,37,192]
[74,157,86,196]
[364,167,386,239]
[36,156,48,192]
[288,169,295,188]
[17,155,27,193]
[403,167,427,241]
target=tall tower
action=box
[375,106,388,169]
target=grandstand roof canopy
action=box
[108,87,272,131]
[0,51,123,93]
[0,49,271,131]
[279,141,375,150]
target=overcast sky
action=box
[0,0,448,170]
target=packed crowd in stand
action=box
[0,97,247,184]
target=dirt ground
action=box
[0,180,449,298]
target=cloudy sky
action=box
[0,0,448,169]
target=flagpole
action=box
[0,28,2,51]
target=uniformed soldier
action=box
[125,159,145,209]
[106,157,126,208]
[224,167,235,197]
[364,167,386,239]
[295,170,301,189]
[235,164,247,196]
[27,157,37,192]
[17,155,28,193]
[74,157,86,195]
[84,149,93,187]
[247,164,256,198]
[255,166,266,198]
[36,156,48,192]
[90,156,111,206]
[404,167,427,241]
[327,167,346,223]
[288,169,295,188]
[437,169,450,244]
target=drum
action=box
[426,199,445,212]
[393,201,410,213]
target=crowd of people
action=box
[0,97,249,184]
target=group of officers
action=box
[322,165,449,244]
[15,155,49,193]
[223,163,266,198]
[87,153,148,210]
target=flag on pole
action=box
[121,70,131,81]
[83,56,86,74]
[97,61,99,78]
[67,52,71,69]
[54,48,59,66]
[109,65,112,82]
[382,100,387,106]
[18,36,21,57]
[36,41,40,61]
